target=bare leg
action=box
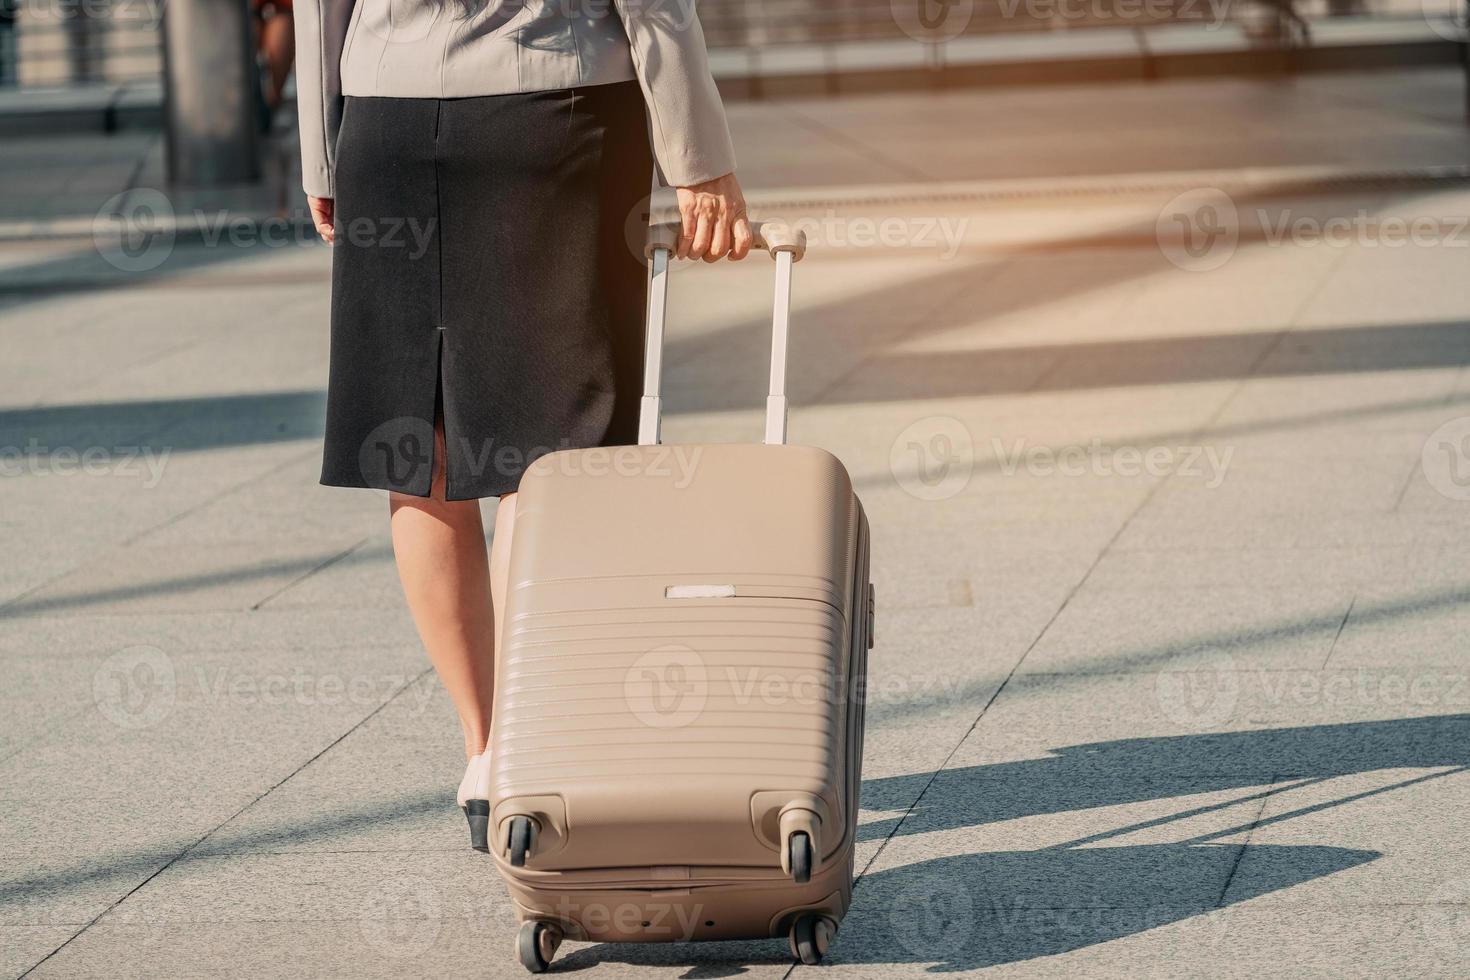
[489,492,518,656]
[389,421,496,761]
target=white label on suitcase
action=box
[664,584,737,599]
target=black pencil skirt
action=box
[321,80,653,499]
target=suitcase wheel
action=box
[787,831,813,884]
[788,913,833,965]
[516,920,561,973]
[506,815,537,868]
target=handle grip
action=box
[645,219,807,261]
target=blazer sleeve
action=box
[611,0,737,187]
[294,0,356,199]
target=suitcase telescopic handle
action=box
[637,219,808,447]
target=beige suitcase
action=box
[486,221,873,972]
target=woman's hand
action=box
[308,195,335,244]
[675,173,752,262]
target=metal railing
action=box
[1,3,161,88]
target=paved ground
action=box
[3,67,1470,978]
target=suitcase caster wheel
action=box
[506,815,537,868]
[517,921,560,973]
[789,913,832,966]
[787,831,812,884]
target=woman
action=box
[253,0,294,115]
[293,0,751,849]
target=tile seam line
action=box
[250,536,374,610]
[15,665,434,979]
[1212,772,1278,908]
[1319,593,1358,670]
[0,444,322,615]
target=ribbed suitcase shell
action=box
[488,442,870,945]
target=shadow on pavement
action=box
[831,843,1378,971]
[862,715,1470,842]
[563,716,1466,971]
[2,318,1466,461]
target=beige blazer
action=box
[294,0,737,199]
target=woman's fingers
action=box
[677,205,696,261]
[671,174,751,262]
[688,207,714,260]
[729,214,754,261]
[308,196,335,244]
[705,208,731,263]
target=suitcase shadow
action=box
[548,842,1377,973]
[831,842,1378,970]
[859,714,1470,844]
[557,714,1464,971]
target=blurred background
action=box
[4,1,1470,978]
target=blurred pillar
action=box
[162,0,260,187]
[65,14,102,83]
[0,0,16,87]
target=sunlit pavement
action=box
[4,68,1470,978]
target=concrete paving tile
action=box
[1240,768,1470,853]
[193,682,464,858]
[105,850,503,925]
[1327,584,1470,669]
[829,840,1375,975]
[0,926,78,979]
[6,538,370,616]
[53,847,795,978]
[944,672,1470,776]
[1222,839,1470,910]
[1143,453,1415,516]
[1019,586,1352,675]
[1111,509,1470,552]
[1212,370,1464,433]
[0,796,256,927]
[874,775,1277,851]
[0,645,428,801]
[258,542,407,611]
[820,904,1470,979]
[30,918,794,980]
[1395,459,1470,515]
[1081,542,1468,593]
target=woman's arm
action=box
[294,0,356,239]
[611,0,750,261]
